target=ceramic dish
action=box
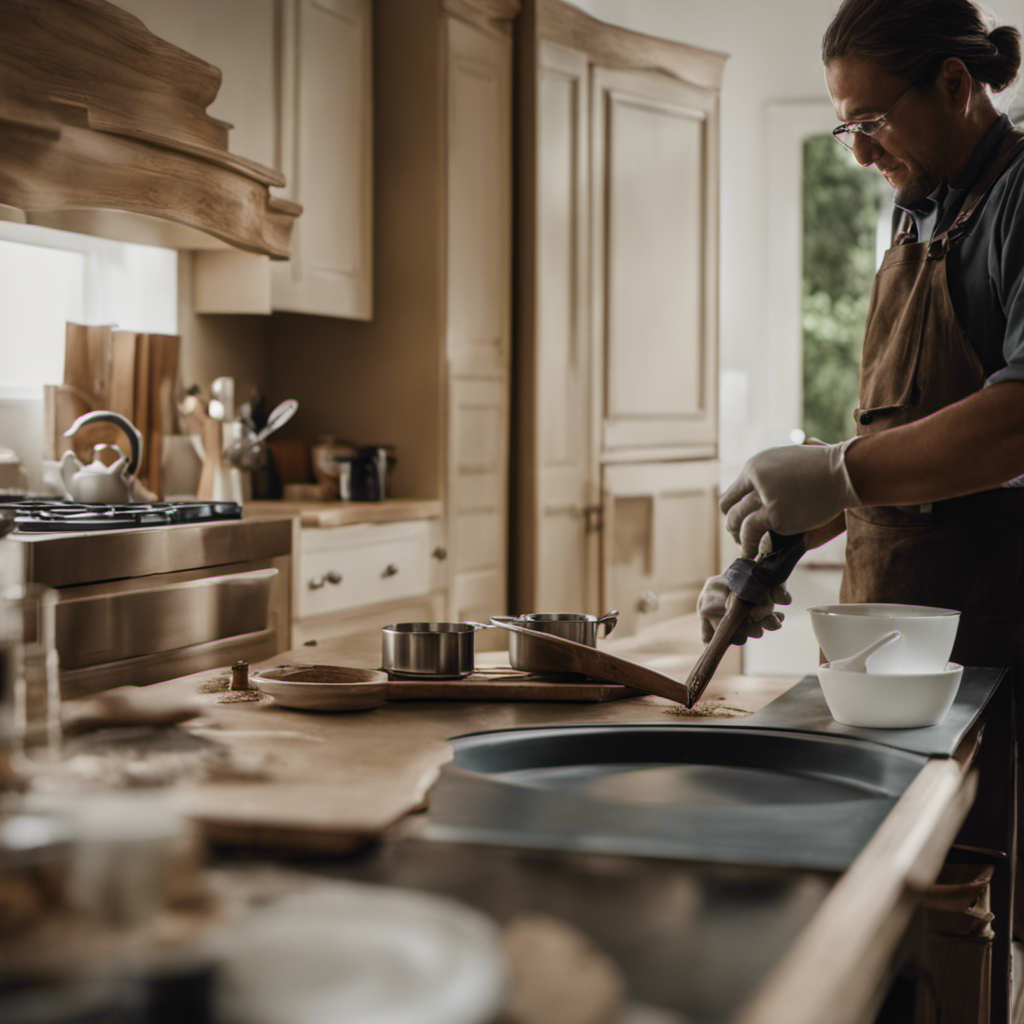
[250,664,389,711]
[212,882,508,1024]
[808,603,960,672]
[816,661,964,728]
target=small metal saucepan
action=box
[381,621,494,679]
[491,611,618,673]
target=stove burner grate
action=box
[0,498,243,532]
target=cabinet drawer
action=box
[297,523,430,618]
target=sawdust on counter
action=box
[196,675,267,703]
[665,697,750,719]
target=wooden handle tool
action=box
[686,593,758,707]
[685,531,807,707]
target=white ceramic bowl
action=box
[808,604,960,673]
[817,662,963,728]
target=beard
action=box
[887,161,939,208]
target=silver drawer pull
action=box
[308,576,326,590]
[432,546,448,561]
[638,590,660,614]
[382,563,399,578]
[325,571,343,585]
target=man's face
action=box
[825,55,947,206]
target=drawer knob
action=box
[638,590,660,614]
[308,576,326,590]
[325,571,343,585]
[432,546,448,561]
[382,563,399,578]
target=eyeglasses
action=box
[831,79,919,150]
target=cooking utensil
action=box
[817,661,963,728]
[223,399,299,470]
[828,631,902,672]
[686,531,807,708]
[491,612,618,672]
[210,376,234,422]
[809,604,960,673]
[490,619,690,704]
[179,393,225,501]
[381,622,494,679]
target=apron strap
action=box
[939,128,1024,250]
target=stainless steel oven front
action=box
[8,517,291,697]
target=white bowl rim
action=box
[808,603,960,618]
[818,661,963,680]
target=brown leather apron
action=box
[840,127,1024,673]
[840,128,1024,950]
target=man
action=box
[700,0,1024,681]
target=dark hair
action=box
[822,0,1021,92]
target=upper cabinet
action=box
[115,0,373,320]
[272,0,373,320]
[591,64,719,457]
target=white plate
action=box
[213,883,509,1024]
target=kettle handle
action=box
[64,410,144,480]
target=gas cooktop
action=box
[0,497,243,532]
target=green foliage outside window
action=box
[802,134,881,442]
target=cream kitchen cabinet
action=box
[271,0,373,319]
[513,0,725,633]
[601,460,721,637]
[290,520,445,646]
[269,0,516,642]
[118,0,373,319]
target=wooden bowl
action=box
[250,664,389,711]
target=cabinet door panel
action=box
[447,16,512,377]
[602,460,719,636]
[273,0,372,319]
[592,66,718,456]
[448,377,509,620]
[526,43,595,612]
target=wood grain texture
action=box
[245,498,444,528]
[536,0,727,90]
[686,592,752,706]
[0,0,299,257]
[734,761,978,1024]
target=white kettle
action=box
[59,411,143,504]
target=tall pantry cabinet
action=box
[513,0,726,635]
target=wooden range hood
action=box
[0,0,300,258]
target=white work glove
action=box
[697,575,792,644]
[721,440,862,558]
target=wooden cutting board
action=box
[384,669,638,702]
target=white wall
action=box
[573,0,1024,483]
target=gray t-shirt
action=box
[898,113,1024,387]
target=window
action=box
[801,134,882,442]
[0,220,177,395]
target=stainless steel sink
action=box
[425,725,927,871]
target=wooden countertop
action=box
[101,616,989,1024]
[245,497,442,527]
